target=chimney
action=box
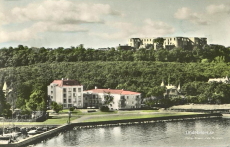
[95,86,97,89]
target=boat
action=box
[27,130,38,135]
[0,135,11,140]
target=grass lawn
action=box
[0,116,80,126]
[59,109,118,115]
[141,110,159,112]
[82,112,199,122]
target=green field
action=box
[82,112,198,122]
[0,116,80,126]
[0,111,200,126]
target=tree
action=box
[147,86,165,97]
[100,92,114,112]
[153,37,165,49]
[51,101,63,113]
[26,89,46,111]
[0,89,11,117]
[103,92,114,105]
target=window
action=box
[63,94,66,98]
[51,91,53,94]
[68,99,71,103]
[63,99,67,103]
[63,88,66,92]
[127,96,129,99]
[78,88,81,92]
[68,88,71,92]
[51,86,53,89]
[73,88,76,92]
[73,93,76,97]
[68,104,72,108]
[78,96,81,99]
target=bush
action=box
[69,107,75,111]
[100,106,110,112]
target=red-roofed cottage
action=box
[47,79,83,108]
[83,87,141,110]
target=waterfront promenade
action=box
[0,109,223,147]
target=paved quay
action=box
[170,104,230,110]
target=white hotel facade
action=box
[47,79,83,109]
[83,88,142,110]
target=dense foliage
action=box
[1,61,230,114]
[0,89,11,116]
[0,44,230,68]
[50,101,63,113]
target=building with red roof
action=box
[47,78,83,108]
[83,87,141,110]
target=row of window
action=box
[88,100,100,104]
[50,86,81,92]
[63,99,82,103]
[63,88,81,92]
[63,94,81,98]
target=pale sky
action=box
[0,0,229,49]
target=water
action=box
[33,118,230,147]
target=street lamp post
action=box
[68,111,71,124]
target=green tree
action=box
[103,92,114,105]
[51,101,63,113]
[0,89,12,117]
[153,37,165,49]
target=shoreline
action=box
[0,113,222,147]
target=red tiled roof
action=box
[51,80,81,87]
[85,89,141,95]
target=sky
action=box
[0,0,230,49]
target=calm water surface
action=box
[33,118,230,147]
